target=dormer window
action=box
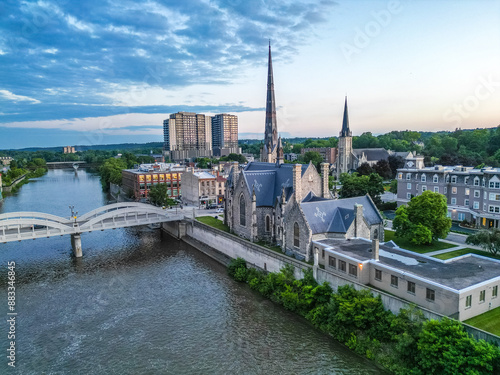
[433,175,439,183]
[446,175,450,183]
[406,173,411,181]
[474,177,480,186]
[451,176,457,183]
[421,174,426,182]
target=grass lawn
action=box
[384,230,456,253]
[433,248,500,261]
[196,216,230,232]
[464,307,500,336]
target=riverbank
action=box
[163,218,500,374]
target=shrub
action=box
[227,257,247,279]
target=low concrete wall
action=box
[166,219,500,346]
[2,174,27,192]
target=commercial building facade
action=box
[122,163,184,200]
[182,170,226,207]
[396,155,500,228]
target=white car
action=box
[216,208,224,213]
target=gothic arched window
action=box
[265,215,271,232]
[239,195,246,226]
[294,222,300,247]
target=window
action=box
[407,183,411,190]
[451,176,457,183]
[407,281,415,294]
[322,249,325,259]
[482,178,486,187]
[458,213,465,221]
[490,181,500,189]
[490,193,500,201]
[328,256,336,268]
[452,187,457,194]
[465,199,469,206]
[434,186,439,193]
[339,260,346,272]
[426,288,435,301]
[422,185,427,192]
[239,195,246,226]
[349,264,358,277]
[421,174,426,182]
[294,222,300,247]
[473,202,479,209]
[451,198,456,205]
[444,187,447,194]
[407,193,411,199]
[406,173,411,180]
[474,177,480,186]
[433,175,439,183]
[475,191,481,198]
[391,275,398,288]
[464,188,470,196]
[480,290,486,303]
[446,175,450,183]
[398,173,403,179]
[466,295,472,308]
[265,215,271,232]
[465,176,469,184]
[493,285,498,298]
[375,269,382,281]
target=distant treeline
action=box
[240,126,500,167]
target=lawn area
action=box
[464,307,500,336]
[384,230,457,253]
[433,248,500,261]
[196,216,230,232]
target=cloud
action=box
[0,90,41,104]
[0,0,338,129]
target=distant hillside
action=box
[12,142,164,152]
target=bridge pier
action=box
[71,234,83,257]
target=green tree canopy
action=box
[339,172,384,206]
[393,191,451,245]
[466,229,500,255]
[148,184,177,207]
[99,157,127,190]
[303,151,323,170]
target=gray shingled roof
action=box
[241,162,308,207]
[353,148,390,162]
[300,195,382,235]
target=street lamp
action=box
[69,205,78,224]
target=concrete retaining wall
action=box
[165,219,500,346]
[2,175,27,192]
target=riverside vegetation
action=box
[228,258,500,375]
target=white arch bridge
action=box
[0,203,185,257]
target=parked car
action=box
[216,208,224,213]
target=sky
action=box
[0,0,499,149]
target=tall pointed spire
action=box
[264,41,278,150]
[340,96,351,137]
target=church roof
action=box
[353,148,391,162]
[300,195,382,235]
[242,162,308,207]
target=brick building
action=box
[182,170,226,207]
[122,163,184,200]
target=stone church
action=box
[224,46,384,261]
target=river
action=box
[0,169,383,374]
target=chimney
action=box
[354,203,363,237]
[293,164,302,202]
[321,163,329,198]
[372,239,379,261]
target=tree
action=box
[415,318,500,375]
[466,229,500,255]
[373,159,392,180]
[393,191,451,245]
[303,151,323,170]
[388,155,405,178]
[99,157,127,190]
[389,179,398,194]
[356,162,374,176]
[148,184,176,207]
[339,172,384,206]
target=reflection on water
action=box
[0,170,383,374]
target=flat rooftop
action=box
[315,238,500,291]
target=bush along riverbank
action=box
[228,258,500,374]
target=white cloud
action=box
[0,90,41,104]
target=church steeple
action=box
[264,41,278,150]
[340,96,351,137]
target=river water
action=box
[0,169,383,374]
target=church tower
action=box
[335,97,353,178]
[261,42,281,163]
